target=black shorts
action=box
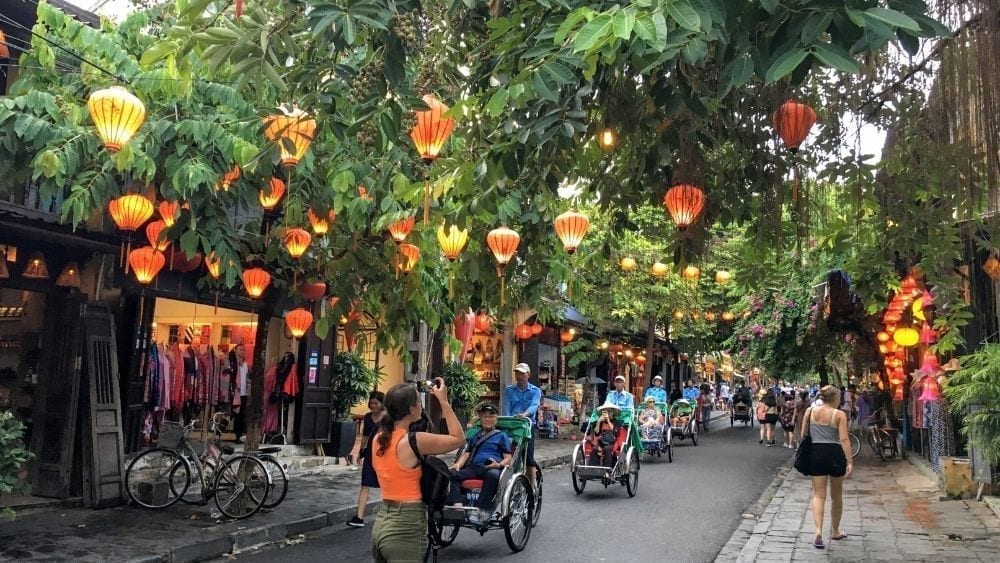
[805,443,848,477]
[764,414,779,425]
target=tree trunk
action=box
[644,316,655,384]
[243,309,271,452]
[817,350,830,387]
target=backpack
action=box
[407,432,452,510]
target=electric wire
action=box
[0,12,124,82]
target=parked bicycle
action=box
[125,414,270,519]
[846,409,899,461]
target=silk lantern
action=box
[486,226,520,305]
[264,106,316,166]
[683,265,700,281]
[284,228,311,259]
[673,310,684,320]
[109,194,154,271]
[715,270,732,284]
[772,100,817,153]
[0,30,9,59]
[474,311,493,333]
[88,86,146,152]
[635,354,647,366]
[388,216,416,244]
[242,267,271,298]
[531,322,543,336]
[205,251,222,279]
[218,165,241,191]
[515,323,533,340]
[663,183,705,230]
[560,328,575,343]
[651,261,668,277]
[159,200,181,227]
[454,308,475,361]
[145,220,170,252]
[285,308,314,339]
[259,178,286,211]
[308,208,334,235]
[128,247,165,284]
[298,281,327,301]
[410,94,455,223]
[877,331,890,343]
[553,210,589,254]
[621,256,638,272]
[437,223,469,299]
[397,243,420,276]
[893,326,919,347]
[722,311,735,322]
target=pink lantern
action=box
[920,322,937,345]
[919,350,941,374]
[918,375,942,401]
[454,307,475,361]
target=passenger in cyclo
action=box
[670,402,693,430]
[638,396,664,441]
[447,402,512,523]
[587,401,623,468]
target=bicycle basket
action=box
[157,421,186,449]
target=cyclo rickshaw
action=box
[426,416,541,561]
[666,399,698,447]
[569,403,642,497]
[731,392,754,427]
[637,401,672,462]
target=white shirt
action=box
[237,362,249,397]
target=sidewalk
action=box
[0,438,577,562]
[716,451,1000,562]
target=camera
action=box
[410,379,438,392]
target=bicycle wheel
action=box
[214,455,269,519]
[848,432,861,458]
[882,430,899,459]
[259,456,289,509]
[126,448,190,509]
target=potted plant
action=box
[0,411,33,519]
[329,352,382,458]
[437,361,487,432]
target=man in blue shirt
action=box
[607,375,634,409]
[643,375,667,404]
[448,402,512,523]
[503,363,541,484]
[682,379,700,402]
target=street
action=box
[230,417,792,562]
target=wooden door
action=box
[121,294,154,454]
[30,294,85,498]
[81,304,126,508]
[296,324,335,444]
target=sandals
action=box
[831,532,848,540]
[813,536,825,549]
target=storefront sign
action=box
[308,366,317,384]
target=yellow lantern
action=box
[893,326,919,348]
[722,311,735,322]
[715,270,732,284]
[437,223,469,262]
[673,310,684,320]
[264,106,317,166]
[205,251,222,279]
[620,256,638,272]
[683,265,700,281]
[88,86,146,152]
[651,261,668,277]
[598,128,616,151]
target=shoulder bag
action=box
[793,408,813,476]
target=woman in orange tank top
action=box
[370,379,465,563]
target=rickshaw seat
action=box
[460,479,484,491]
[612,426,628,455]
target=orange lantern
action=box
[474,311,493,333]
[87,86,146,152]
[109,194,154,232]
[397,243,421,275]
[893,326,919,347]
[683,265,700,281]
[663,183,705,231]
[259,177,286,211]
[487,226,520,304]
[218,165,241,191]
[159,200,182,227]
[705,311,717,321]
[722,311,735,322]
[531,322,543,336]
[876,331,890,343]
[410,94,455,162]
[0,30,8,59]
[621,256,638,272]
[883,310,902,324]
[242,267,271,298]
[560,328,576,343]
[635,354,647,366]
[298,281,327,301]
[128,247,165,284]
[388,216,416,244]
[437,223,469,261]
[886,323,897,334]
[878,343,889,355]
[284,228,311,259]
[358,184,373,201]
[553,210,589,254]
[651,261,668,277]
[772,99,817,153]
[515,323,533,340]
[205,251,222,279]
[285,308,314,339]
[145,220,170,252]
[308,208,334,235]
[264,106,316,167]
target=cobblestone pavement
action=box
[716,450,1000,562]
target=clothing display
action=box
[927,399,955,473]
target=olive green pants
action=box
[371,502,427,563]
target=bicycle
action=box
[865,410,899,462]
[125,414,270,519]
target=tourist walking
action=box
[798,385,853,550]
[761,388,779,446]
[370,380,465,562]
[779,392,796,448]
[792,389,809,448]
[347,391,384,528]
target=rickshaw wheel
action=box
[625,449,639,497]
[666,443,673,463]
[571,446,586,494]
[432,518,460,547]
[691,429,698,446]
[530,470,542,528]
[502,475,534,552]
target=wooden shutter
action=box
[121,295,155,454]
[296,324,335,444]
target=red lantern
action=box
[308,208,334,235]
[298,281,327,301]
[635,354,647,366]
[159,200,182,227]
[560,328,575,343]
[883,310,902,324]
[772,100,817,153]
[284,228,311,259]
[260,177,286,211]
[388,216,416,244]
[515,324,533,340]
[145,220,170,252]
[410,94,455,161]
[242,267,271,298]
[0,30,9,59]
[285,308,314,339]
[128,247,165,284]
[553,210,590,254]
[663,183,705,231]
[474,311,493,333]
[531,323,543,336]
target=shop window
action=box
[0,289,46,450]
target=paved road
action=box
[231,417,792,562]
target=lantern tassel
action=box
[449,270,455,301]
[214,290,219,315]
[500,272,505,307]
[125,239,132,274]
[423,179,431,226]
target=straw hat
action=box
[596,400,622,415]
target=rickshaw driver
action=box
[607,375,634,409]
[643,375,667,404]
[503,363,541,487]
[448,403,512,524]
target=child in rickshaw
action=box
[638,396,664,441]
[447,402,512,524]
[587,402,623,468]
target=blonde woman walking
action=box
[798,385,853,549]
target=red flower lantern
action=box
[285,308,314,339]
[388,216,416,244]
[128,247,165,284]
[772,100,817,153]
[553,210,590,254]
[242,267,271,298]
[663,183,705,231]
[284,228,311,259]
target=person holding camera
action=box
[371,379,465,563]
[447,402,512,524]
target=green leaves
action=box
[665,0,701,32]
[864,7,920,32]
[811,43,859,75]
[765,47,808,84]
[574,13,613,52]
[719,53,755,97]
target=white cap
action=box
[653,375,663,381]
[614,375,625,381]
[514,363,531,374]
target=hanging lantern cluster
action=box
[663,183,705,231]
[88,86,146,152]
[264,106,317,167]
